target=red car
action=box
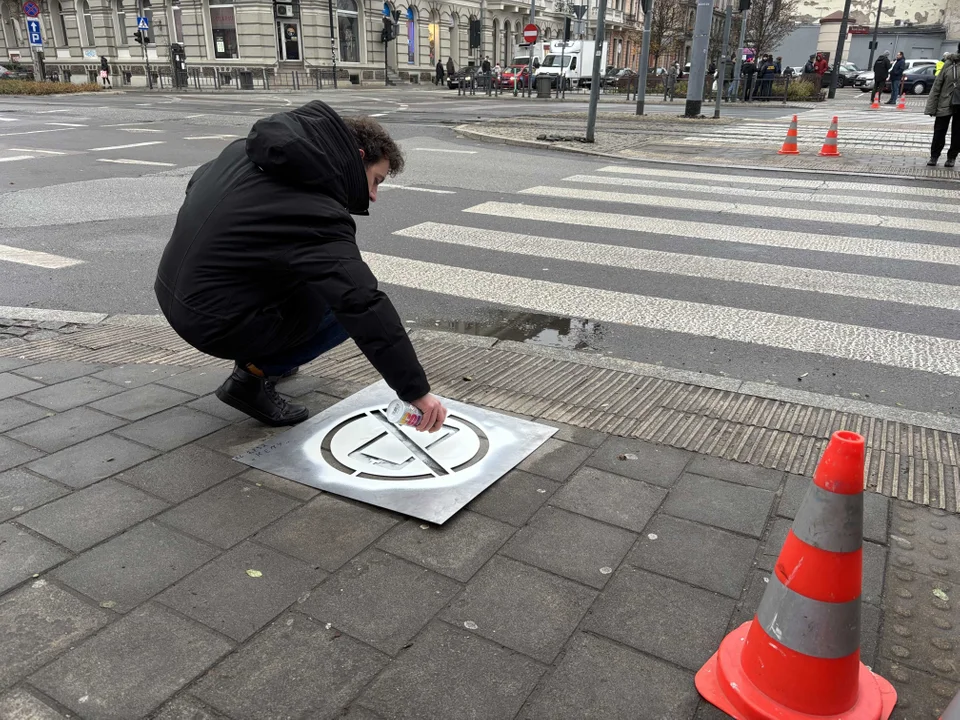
[497,65,531,89]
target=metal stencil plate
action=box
[234,380,557,524]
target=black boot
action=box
[927,157,938,166]
[215,364,308,426]
[945,158,956,168]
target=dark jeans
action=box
[887,75,902,101]
[247,309,348,377]
[931,111,960,160]
[742,76,753,101]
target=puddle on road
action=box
[406,309,607,352]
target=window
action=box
[405,6,415,64]
[337,0,359,63]
[171,0,183,42]
[115,0,127,44]
[81,0,95,45]
[53,0,68,45]
[141,0,153,31]
[210,1,238,58]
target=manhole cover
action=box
[236,380,556,524]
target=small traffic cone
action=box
[696,430,898,720]
[871,94,880,109]
[777,115,800,155]
[819,116,841,157]
[897,94,907,110]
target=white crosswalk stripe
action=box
[384,166,960,381]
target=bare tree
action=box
[746,0,799,57]
[647,0,685,68]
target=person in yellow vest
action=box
[937,52,949,75]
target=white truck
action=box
[510,41,550,70]
[534,40,608,89]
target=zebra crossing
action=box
[382,164,960,390]
[684,121,930,150]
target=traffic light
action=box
[641,0,652,14]
[381,15,396,42]
[563,16,571,41]
[738,0,751,10]
[469,18,481,49]
[133,29,148,44]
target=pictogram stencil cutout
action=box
[234,380,557,524]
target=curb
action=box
[455,125,960,183]
[5,305,959,435]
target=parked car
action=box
[447,67,477,90]
[855,58,936,91]
[604,67,637,89]
[785,66,803,77]
[898,64,938,94]
[497,64,531,89]
[0,65,31,80]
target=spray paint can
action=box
[385,399,423,427]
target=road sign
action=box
[26,18,42,47]
[22,1,39,17]
[572,4,587,19]
[523,23,539,44]
[136,15,149,29]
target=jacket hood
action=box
[245,101,369,215]
[947,53,960,64]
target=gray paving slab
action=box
[550,466,667,532]
[114,443,245,503]
[627,514,759,598]
[758,516,793,572]
[377,511,514,582]
[864,492,891,545]
[192,612,387,719]
[440,555,596,663]
[777,473,808,518]
[30,603,232,720]
[53,520,219,613]
[517,438,593,482]
[540,421,608,448]
[0,688,68,720]
[585,437,693,488]
[521,632,700,720]
[157,540,326,641]
[358,621,544,720]
[0,578,109,689]
[728,569,769,629]
[0,358,30,372]
[889,502,960,582]
[863,540,887,607]
[186,393,249,422]
[26,433,158,489]
[152,696,227,720]
[663,473,776,538]
[91,364,187,389]
[877,658,960,720]
[862,600,882,670]
[5,407,125,453]
[18,479,169,552]
[155,366,226,396]
[19,377,123,412]
[113,406,229,452]
[467,469,560,527]
[342,707,387,720]
[300,390,344,415]
[258,494,399,572]
[0,468,69,523]
[195,418,285,457]
[299,548,462,656]
[236,468,320,502]
[159,478,300,549]
[501,505,636,589]
[686,455,784,490]
[274,373,330,398]
[89,383,195,421]
[0,436,44,474]
[583,566,736,672]
[13,361,104,384]
[0,398,52,433]
[0,373,45,401]
[0,523,71,595]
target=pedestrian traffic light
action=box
[469,18,481,50]
[381,15,396,42]
[738,0,751,10]
[133,29,144,44]
[562,16,571,41]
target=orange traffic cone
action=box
[897,94,906,110]
[696,430,898,720]
[819,116,841,157]
[871,94,880,109]
[778,115,800,155]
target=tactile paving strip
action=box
[3,326,958,511]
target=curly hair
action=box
[342,116,405,177]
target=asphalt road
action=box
[1,87,958,420]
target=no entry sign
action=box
[523,23,539,44]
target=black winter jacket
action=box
[155,101,430,402]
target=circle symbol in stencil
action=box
[323,408,487,480]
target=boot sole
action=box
[215,386,309,427]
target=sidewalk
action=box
[0,315,957,719]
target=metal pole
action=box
[684,0,712,116]
[827,0,852,98]
[634,0,652,115]
[867,0,883,69]
[713,1,732,117]
[384,38,388,87]
[585,0,607,141]
[530,0,535,24]
[730,7,746,99]
[327,0,338,88]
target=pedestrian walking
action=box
[155,102,448,429]
[872,51,891,104]
[446,56,455,78]
[435,60,444,85]
[759,55,777,100]
[802,54,816,75]
[741,56,757,101]
[723,54,735,100]
[887,51,905,103]
[814,53,828,76]
[99,56,111,88]
[925,45,960,167]
[664,61,679,101]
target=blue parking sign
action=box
[26,18,42,47]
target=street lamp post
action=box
[827,0,852,99]
[866,0,883,69]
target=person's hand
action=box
[410,394,447,433]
